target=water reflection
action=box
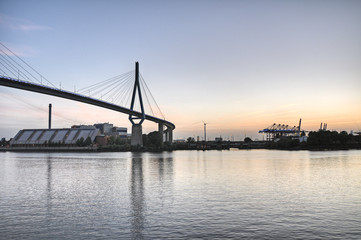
[130,154,145,239]
[46,155,52,197]
[1,151,361,239]
[46,155,52,218]
[149,153,174,210]
[129,152,175,237]
[149,153,174,182]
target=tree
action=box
[148,131,162,147]
[187,137,195,143]
[76,137,84,146]
[84,136,92,146]
[244,137,252,143]
[108,136,116,145]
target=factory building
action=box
[94,123,114,135]
[10,127,99,147]
[94,123,128,138]
[114,127,127,138]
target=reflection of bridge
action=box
[0,44,174,145]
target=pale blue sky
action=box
[1,0,361,140]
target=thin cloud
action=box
[0,42,37,57]
[0,14,52,32]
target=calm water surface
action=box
[0,150,360,239]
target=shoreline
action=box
[1,146,360,153]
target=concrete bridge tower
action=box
[128,62,173,145]
[129,62,145,146]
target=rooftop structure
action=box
[10,127,99,146]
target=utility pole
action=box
[202,122,207,150]
[48,104,52,129]
[203,122,207,143]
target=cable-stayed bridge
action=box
[0,43,174,145]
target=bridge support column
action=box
[168,128,173,143]
[165,130,169,142]
[158,123,164,142]
[164,127,173,143]
[131,124,143,146]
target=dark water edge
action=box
[1,145,361,152]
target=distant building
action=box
[94,123,127,138]
[114,127,127,138]
[10,127,99,147]
[215,137,223,142]
[95,135,108,146]
[94,123,113,135]
[174,139,185,143]
[71,125,94,129]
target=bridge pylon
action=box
[129,62,145,146]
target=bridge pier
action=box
[164,127,173,143]
[131,124,143,146]
[169,128,173,142]
[158,123,164,142]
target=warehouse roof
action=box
[10,127,99,146]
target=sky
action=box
[0,0,361,140]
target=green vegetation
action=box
[0,138,10,147]
[97,136,131,151]
[98,131,174,152]
[244,137,252,143]
[306,130,361,149]
[75,137,93,147]
[143,131,163,151]
[266,137,301,149]
[267,130,361,150]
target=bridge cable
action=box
[105,74,134,103]
[0,60,18,79]
[110,76,133,104]
[0,50,27,80]
[78,75,126,95]
[0,42,56,88]
[0,49,36,83]
[139,75,155,116]
[102,73,134,102]
[140,73,165,119]
[109,73,134,106]
[124,77,137,109]
[119,78,135,107]
[77,70,133,93]
[90,72,133,98]
[90,76,126,97]
[108,78,130,104]
[0,68,10,78]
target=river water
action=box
[0,150,360,239]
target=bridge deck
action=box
[0,76,175,130]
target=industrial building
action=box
[259,119,304,141]
[10,127,99,147]
[93,123,128,138]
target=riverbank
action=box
[0,146,97,152]
[1,144,360,152]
